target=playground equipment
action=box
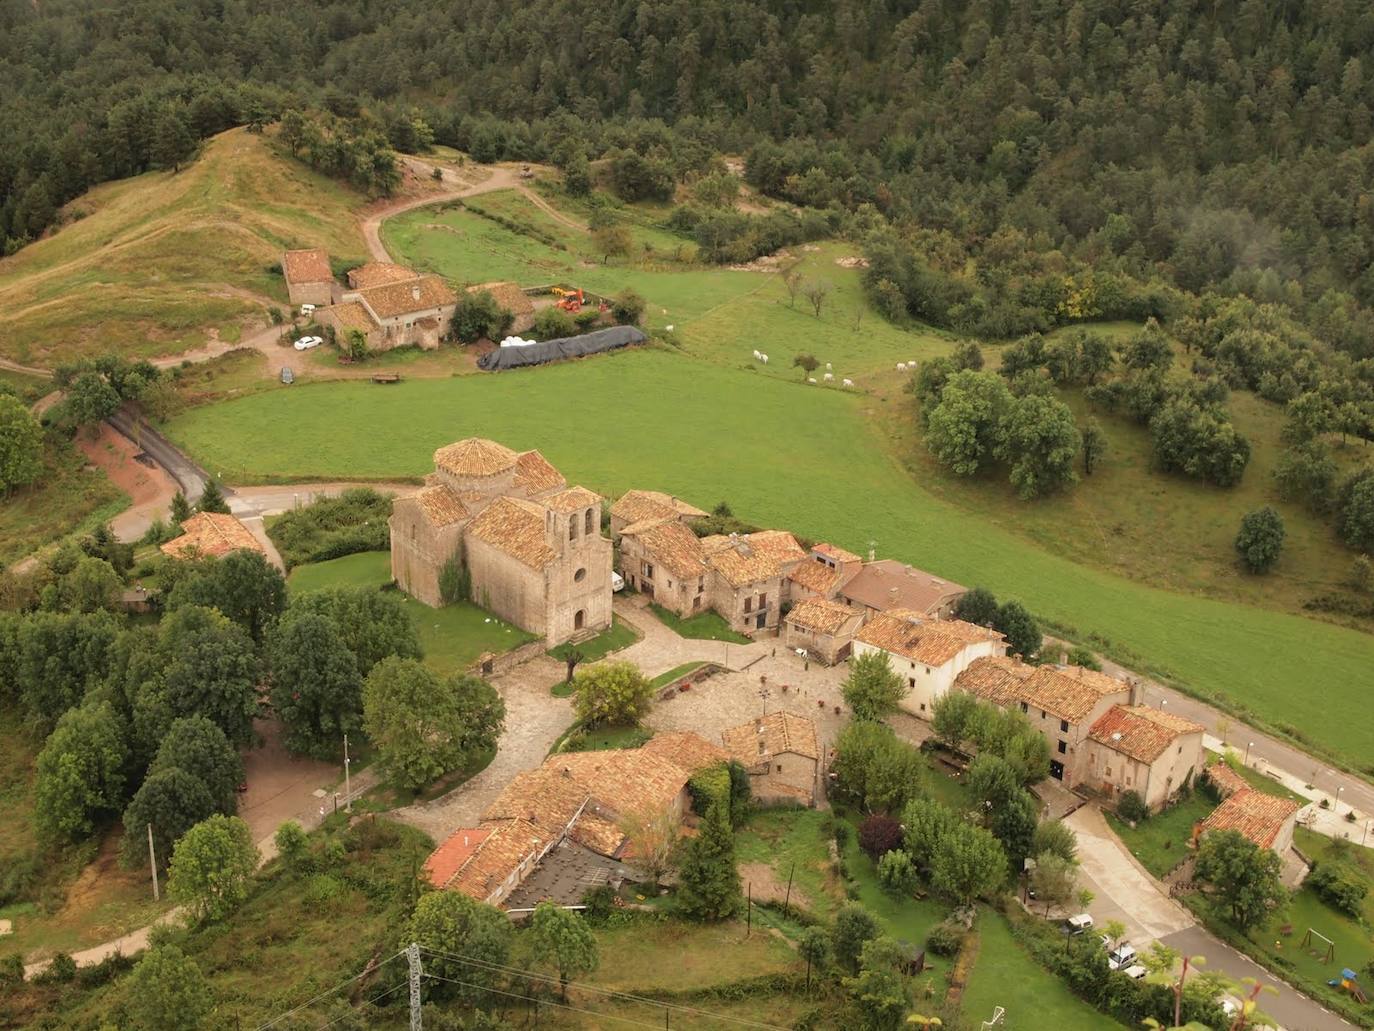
[1327,968,1369,1004]
[551,287,584,313]
[1300,927,1336,964]
[980,1006,1005,1028]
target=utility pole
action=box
[407,942,423,1031]
[147,823,160,901]
[344,733,353,813]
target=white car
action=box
[1107,943,1137,970]
[611,572,625,593]
[1121,964,1147,980]
[299,303,316,316]
[293,335,323,351]
[1064,913,1094,935]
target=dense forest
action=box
[6,0,1374,354]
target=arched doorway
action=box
[574,609,585,630]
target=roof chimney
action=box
[411,284,421,302]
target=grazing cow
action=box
[896,362,907,372]
[752,349,761,360]
[843,378,854,387]
[760,353,769,364]
[807,377,817,383]
[826,362,833,370]
[823,372,834,381]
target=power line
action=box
[421,972,671,1031]
[415,945,792,1031]
[254,949,406,1030]
[313,981,408,1030]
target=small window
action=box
[908,677,915,689]
[759,592,767,607]
[744,597,752,613]
[569,519,577,541]
[585,508,594,535]
[925,666,931,674]
[776,764,782,773]
[1106,766,1112,777]
[1057,740,1067,754]
[574,568,586,583]
[1040,710,1046,719]
[1020,701,1028,713]
[1060,719,1069,732]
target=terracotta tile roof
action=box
[410,485,468,527]
[356,275,456,319]
[954,655,1036,705]
[1089,705,1204,763]
[348,262,417,289]
[327,301,376,334]
[621,518,707,580]
[448,819,546,898]
[545,486,601,514]
[282,248,332,284]
[723,711,820,764]
[701,530,805,587]
[856,610,1003,666]
[424,826,492,888]
[1196,787,1301,850]
[788,558,848,597]
[469,281,535,315]
[612,490,707,525]
[638,731,730,774]
[567,810,625,856]
[434,438,518,477]
[786,597,858,636]
[839,560,966,615]
[1018,665,1130,725]
[466,496,556,569]
[1204,760,1251,799]
[514,449,565,495]
[814,543,862,563]
[484,765,590,829]
[556,748,694,824]
[160,512,265,560]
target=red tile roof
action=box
[434,438,518,477]
[348,262,417,289]
[813,543,862,563]
[611,490,707,525]
[513,449,565,495]
[160,512,265,560]
[1196,788,1301,850]
[1089,705,1204,763]
[466,496,556,569]
[423,826,492,888]
[723,711,819,763]
[620,517,707,580]
[839,560,966,615]
[410,485,468,527]
[788,558,849,597]
[282,248,332,284]
[700,530,805,587]
[856,609,1002,666]
[356,275,456,319]
[1204,760,1250,799]
[954,655,1035,705]
[785,597,859,636]
[1019,665,1130,724]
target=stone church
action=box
[389,438,612,647]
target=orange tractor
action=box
[551,287,585,313]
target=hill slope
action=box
[0,129,368,367]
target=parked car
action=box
[1064,913,1095,935]
[1107,943,1137,970]
[280,366,294,384]
[300,303,316,316]
[611,571,625,592]
[293,335,323,351]
[1121,964,1147,980]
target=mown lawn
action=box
[650,661,707,689]
[547,614,640,664]
[1105,792,1214,878]
[649,603,751,644]
[163,348,1374,769]
[960,910,1132,1030]
[548,722,652,755]
[286,551,536,674]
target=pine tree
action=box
[196,480,230,514]
[675,801,739,921]
[170,491,192,524]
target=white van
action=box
[1107,943,1137,970]
[1064,913,1094,935]
[611,572,625,593]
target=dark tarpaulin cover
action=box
[477,325,647,371]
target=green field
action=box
[166,348,1374,768]
[286,551,536,674]
[648,603,752,644]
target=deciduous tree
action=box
[1194,830,1286,930]
[405,891,513,1007]
[124,946,213,1031]
[292,586,423,674]
[925,371,1013,476]
[831,903,879,975]
[165,550,286,642]
[34,701,129,840]
[120,767,217,870]
[148,716,243,814]
[1234,507,1285,573]
[0,395,43,495]
[930,822,1006,906]
[844,936,909,1031]
[841,649,904,721]
[996,393,1081,499]
[529,901,599,998]
[268,609,364,758]
[167,814,259,923]
[571,660,653,726]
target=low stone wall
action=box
[656,662,727,701]
[472,639,547,677]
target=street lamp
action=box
[1245,741,1254,765]
[343,733,352,814]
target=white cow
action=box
[823,372,834,381]
[896,362,907,372]
[807,377,817,383]
[825,362,833,370]
[760,353,769,364]
[752,349,762,360]
[843,378,854,387]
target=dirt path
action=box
[360,160,522,263]
[76,424,181,543]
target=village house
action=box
[468,281,537,334]
[160,512,266,561]
[617,517,708,615]
[608,489,707,538]
[1194,784,1302,858]
[837,558,967,620]
[1082,705,1205,811]
[787,543,865,602]
[782,597,865,664]
[853,609,1006,718]
[701,531,807,633]
[424,732,728,908]
[722,711,821,805]
[388,438,611,647]
[955,656,1134,785]
[281,248,335,307]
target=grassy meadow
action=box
[0,444,127,566]
[0,127,367,365]
[164,347,1374,767]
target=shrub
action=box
[1116,790,1149,823]
[533,306,577,340]
[925,921,963,958]
[1235,507,1285,573]
[35,952,76,985]
[876,848,916,894]
[858,813,903,859]
[1307,862,1369,917]
[450,290,514,344]
[266,488,392,569]
[687,764,732,818]
[611,290,646,326]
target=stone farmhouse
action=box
[423,732,728,909]
[389,438,611,647]
[1082,705,1205,811]
[468,281,536,333]
[853,609,1007,717]
[609,490,707,538]
[160,512,265,561]
[281,250,459,353]
[782,598,865,664]
[1194,760,1302,858]
[722,711,820,805]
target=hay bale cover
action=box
[477,325,647,371]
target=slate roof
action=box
[466,496,556,569]
[856,609,1003,666]
[1089,705,1204,763]
[411,485,468,527]
[700,530,805,587]
[1197,788,1301,850]
[612,489,707,525]
[160,512,265,560]
[838,559,966,615]
[723,712,820,764]
[282,248,332,284]
[513,449,565,495]
[348,262,417,289]
[785,597,858,636]
[434,438,518,477]
[620,518,707,580]
[356,275,456,319]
